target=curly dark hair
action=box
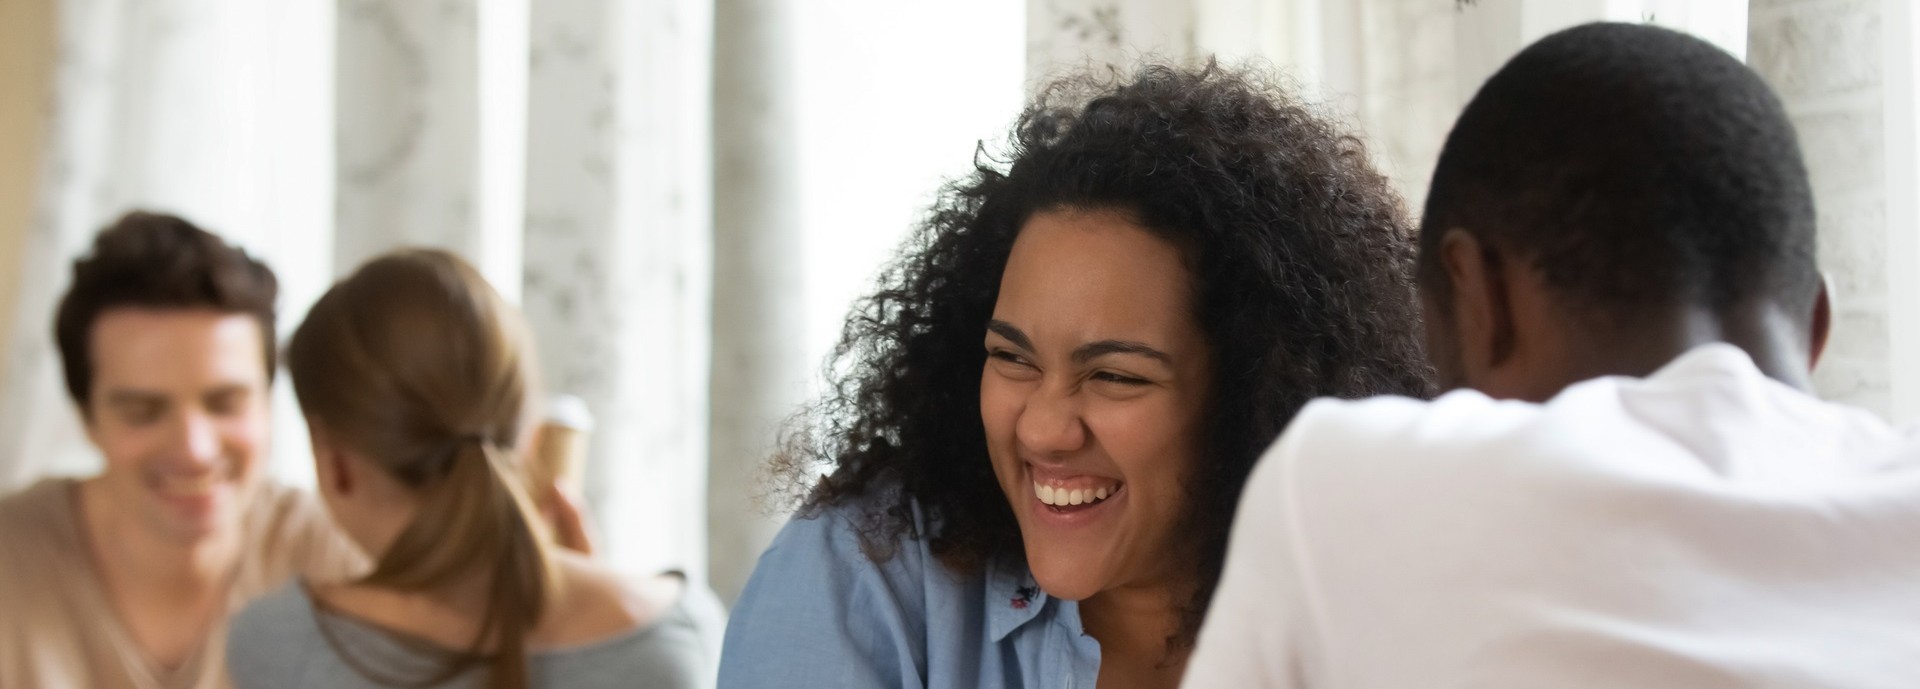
[774,61,1433,646]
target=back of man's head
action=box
[54,211,278,411]
[1421,22,1818,326]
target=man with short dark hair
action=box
[0,212,361,689]
[1186,23,1920,688]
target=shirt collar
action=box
[985,553,1050,641]
[1653,342,1760,378]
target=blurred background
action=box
[0,0,1914,605]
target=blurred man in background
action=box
[0,212,361,689]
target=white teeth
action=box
[1032,481,1120,507]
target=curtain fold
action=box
[707,0,807,604]
[524,0,715,582]
[334,0,523,289]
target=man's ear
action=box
[1439,229,1517,376]
[308,421,355,496]
[1809,273,1833,371]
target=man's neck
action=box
[1537,304,1814,399]
[75,478,244,671]
[77,479,240,596]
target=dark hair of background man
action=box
[53,211,279,413]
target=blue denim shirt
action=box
[717,502,1103,688]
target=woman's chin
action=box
[1026,553,1107,602]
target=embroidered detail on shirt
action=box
[1012,584,1039,609]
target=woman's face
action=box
[981,208,1211,602]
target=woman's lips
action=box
[154,473,219,498]
[1025,462,1127,517]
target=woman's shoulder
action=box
[226,582,325,684]
[539,554,693,646]
[754,496,958,597]
[793,491,942,557]
[718,497,1002,687]
[536,561,723,688]
[230,581,318,639]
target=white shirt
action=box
[1185,344,1920,689]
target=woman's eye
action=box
[989,350,1029,366]
[1092,371,1149,386]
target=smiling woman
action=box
[717,62,1433,689]
[980,209,1216,619]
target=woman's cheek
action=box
[978,374,1026,481]
[1087,396,1194,511]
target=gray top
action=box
[227,577,724,689]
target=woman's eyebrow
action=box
[1073,339,1172,364]
[986,319,1036,351]
[990,319,1173,364]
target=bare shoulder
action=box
[535,552,687,647]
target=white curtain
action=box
[0,0,718,584]
[1886,0,1920,423]
[334,0,526,294]
[1028,0,1745,213]
[1,0,334,490]
[520,0,715,582]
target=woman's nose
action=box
[1013,381,1088,456]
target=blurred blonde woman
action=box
[226,249,722,689]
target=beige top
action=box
[0,478,364,689]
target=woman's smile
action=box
[1026,462,1127,520]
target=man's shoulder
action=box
[0,477,81,554]
[0,475,76,513]
[241,480,333,559]
[1275,390,1551,470]
[246,480,327,525]
[238,480,366,590]
[1247,389,1593,529]
[0,479,89,637]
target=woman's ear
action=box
[308,421,355,497]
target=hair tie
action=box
[454,433,492,448]
[434,433,497,473]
